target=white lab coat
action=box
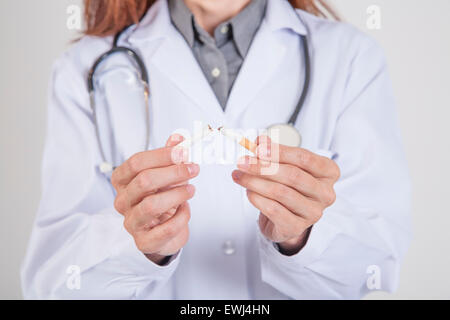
[21,0,411,299]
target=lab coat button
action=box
[220,25,229,34]
[211,68,221,78]
[222,240,236,255]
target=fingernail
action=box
[172,147,188,163]
[187,163,200,176]
[171,134,184,143]
[232,170,243,181]
[186,184,196,196]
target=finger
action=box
[112,146,189,188]
[166,133,185,147]
[255,134,272,145]
[163,135,189,216]
[256,139,339,180]
[246,190,306,237]
[237,156,321,199]
[154,209,178,226]
[134,202,191,254]
[232,170,316,218]
[126,184,195,231]
[140,207,179,230]
[126,163,200,206]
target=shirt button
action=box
[222,240,236,255]
[220,25,229,34]
[211,67,221,78]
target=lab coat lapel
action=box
[149,37,224,120]
[225,20,288,121]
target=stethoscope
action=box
[88,11,310,175]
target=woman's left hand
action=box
[232,136,340,256]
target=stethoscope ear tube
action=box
[288,34,310,126]
[88,47,149,93]
[267,34,310,148]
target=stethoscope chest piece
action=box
[267,123,302,147]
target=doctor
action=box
[22,0,411,299]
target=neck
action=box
[183,0,252,35]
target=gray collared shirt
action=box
[168,0,267,110]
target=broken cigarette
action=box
[178,124,215,148]
[218,127,258,153]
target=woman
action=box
[22,0,411,299]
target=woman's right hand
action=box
[111,135,199,265]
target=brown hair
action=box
[84,0,338,37]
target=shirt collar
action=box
[168,0,196,47]
[229,0,267,58]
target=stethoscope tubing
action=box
[288,34,310,126]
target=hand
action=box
[232,136,340,255]
[112,134,200,265]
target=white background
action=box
[1,0,449,299]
